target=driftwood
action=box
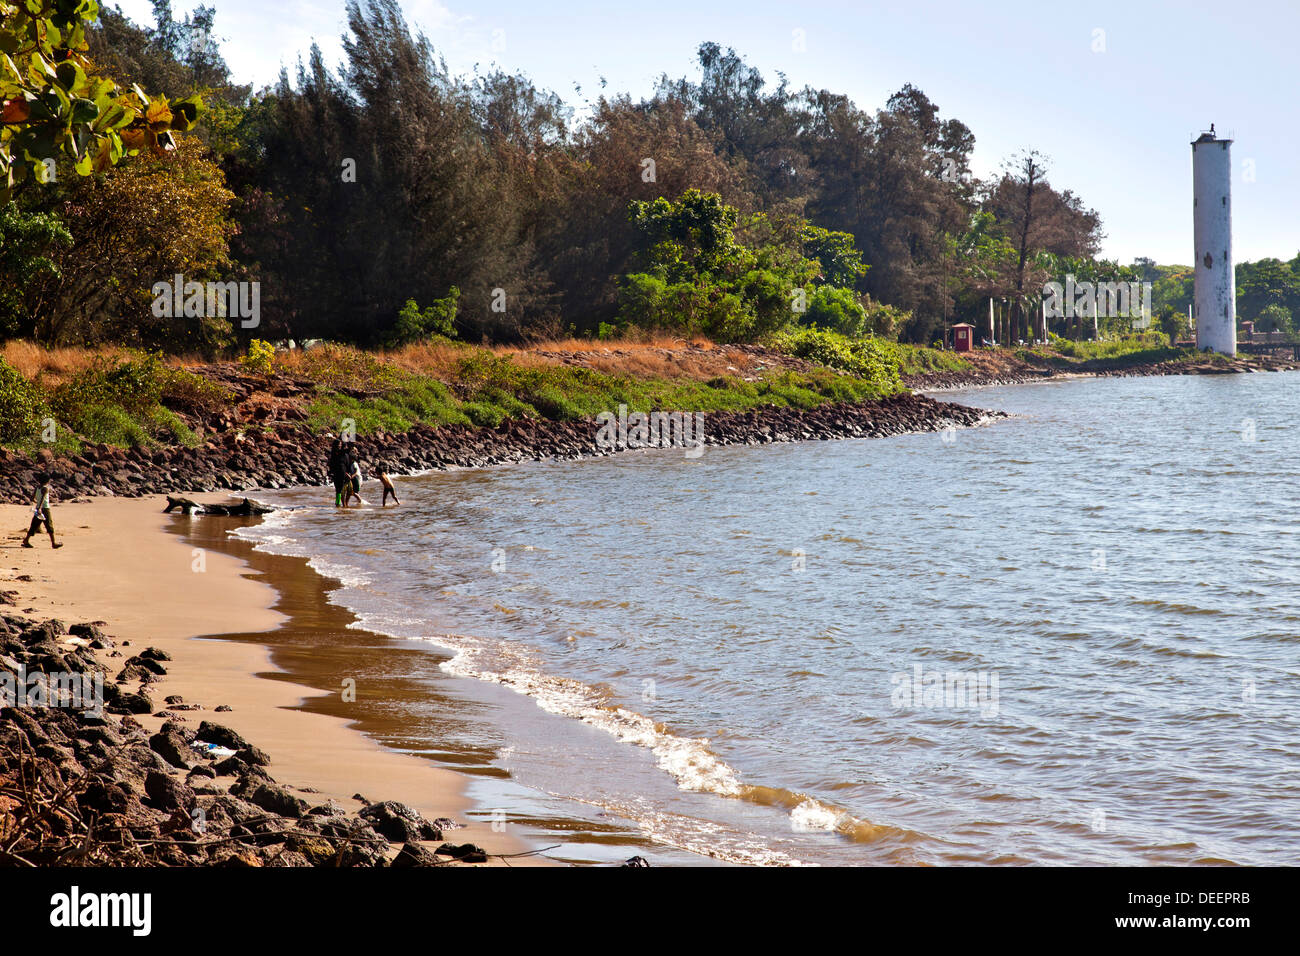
[163,496,274,517]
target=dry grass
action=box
[271,334,757,384]
[0,341,128,384]
[3,333,780,388]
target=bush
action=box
[387,289,460,346]
[797,285,867,337]
[768,326,905,394]
[48,352,165,426]
[161,366,233,415]
[240,339,275,374]
[0,358,45,445]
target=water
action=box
[231,372,1300,865]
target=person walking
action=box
[21,474,62,549]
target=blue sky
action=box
[110,0,1298,266]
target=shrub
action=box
[161,366,233,415]
[768,326,905,394]
[0,358,45,445]
[240,339,276,374]
[797,285,867,337]
[387,289,460,346]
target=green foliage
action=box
[1254,303,1294,336]
[10,351,214,451]
[0,358,45,445]
[388,288,460,346]
[627,189,742,280]
[0,206,71,338]
[49,353,165,422]
[0,2,203,200]
[798,285,868,337]
[619,192,831,342]
[1236,258,1300,322]
[767,327,905,394]
[160,366,233,415]
[240,339,276,374]
[303,341,903,440]
[878,341,971,375]
[1047,331,1170,361]
[801,225,868,288]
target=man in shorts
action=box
[22,474,62,549]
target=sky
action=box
[110,0,1299,266]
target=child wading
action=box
[22,474,62,549]
[344,454,364,507]
[374,466,400,506]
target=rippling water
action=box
[234,372,1300,865]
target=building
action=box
[951,323,974,352]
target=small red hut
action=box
[952,323,974,352]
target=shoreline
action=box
[0,495,553,866]
[902,350,1300,392]
[2,391,1011,868]
[0,392,1001,505]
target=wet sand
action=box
[0,495,551,866]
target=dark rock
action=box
[359,800,443,843]
[434,842,488,863]
[148,730,193,769]
[244,782,308,818]
[392,842,444,868]
[144,770,196,812]
[196,720,249,750]
[107,690,153,715]
[236,745,271,767]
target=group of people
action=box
[15,444,395,554]
[327,438,400,508]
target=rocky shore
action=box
[0,609,527,867]
[906,349,1300,391]
[0,392,1003,505]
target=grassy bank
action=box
[294,341,903,436]
[0,329,1265,455]
[0,336,908,452]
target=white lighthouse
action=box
[1191,127,1236,355]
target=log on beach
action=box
[163,496,274,517]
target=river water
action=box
[230,372,1300,865]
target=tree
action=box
[984,151,1104,342]
[0,203,71,338]
[1255,303,1294,336]
[1,0,202,202]
[29,136,236,350]
[1235,258,1300,321]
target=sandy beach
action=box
[0,494,548,865]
